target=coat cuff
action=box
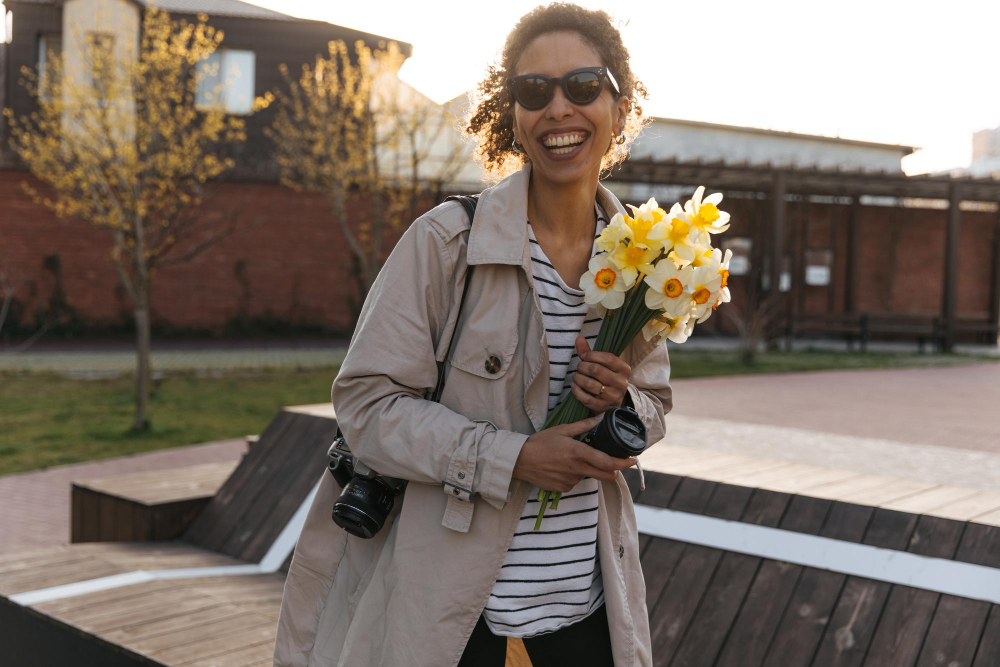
[480,429,529,511]
[625,383,653,450]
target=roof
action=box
[8,0,303,21]
[650,116,920,155]
[612,156,1000,202]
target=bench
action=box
[71,461,240,543]
[786,312,944,352]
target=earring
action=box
[511,136,525,154]
[614,130,626,146]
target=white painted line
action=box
[8,476,324,607]
[634,504,1000,605]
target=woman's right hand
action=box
[512,415,638,493]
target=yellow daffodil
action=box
[683,185,731,235]
[643,258,693,318]
[688,264,724,323]
[662,202,705,265]
[596,213,631,254]
[611,240,659,288]
[581,254,628,309]
[710,247,732,310]
[625,199,670,253]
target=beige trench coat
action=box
[273,163,673,667]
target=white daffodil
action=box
[596,213,631,254]
[710,247,732,311]
[662,202,705,265]
[641,313,694,344]
[611,240,659,288]
[624,199,670,254]
[688,264,724,323]
[581,254,628,310]
[683,185,731,235]
[643,258,693,318]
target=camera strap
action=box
[331,194,479,445]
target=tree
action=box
[3,8,259,431]
[261,40,467,321]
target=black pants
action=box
[457,603,614,666]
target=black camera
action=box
[577,406,647,458]
[327,434,406,539]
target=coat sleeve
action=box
[623,340,673,450]
[331,211,528,515]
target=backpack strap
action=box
[432,195,479,403]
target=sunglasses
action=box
[507,66,621,111]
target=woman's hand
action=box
[512,415,637,493]
[571,336,632,414]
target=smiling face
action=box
[510,31,629,188]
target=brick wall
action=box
[1,168,997,340]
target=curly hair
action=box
[466,3,649,182]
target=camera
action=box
[577,406,647,458]
[327,434,406,539]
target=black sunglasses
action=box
[506,66,621,111]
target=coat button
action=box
[485,355,502,374]
[619,545,624,558]
[453,488,460,495]
[458,472,465,479]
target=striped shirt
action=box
[482,201,609,638]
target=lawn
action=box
[1,348,996,476]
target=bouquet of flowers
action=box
[533,186,732,529]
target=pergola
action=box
[611,158,1000,350]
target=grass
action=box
[0,367,340,476]
[1,348,996,476]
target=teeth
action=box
[542,132,586,148]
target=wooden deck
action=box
[4,402,999,665]
[639,441,1000,525]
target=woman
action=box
[273,4,671,666]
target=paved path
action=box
[0,439,246,554]
[669,362,1000,454]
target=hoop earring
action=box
[614,130,626,146]
[511,136,525,154]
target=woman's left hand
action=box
[571,336,632,414]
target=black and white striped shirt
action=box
[482,202,609,638]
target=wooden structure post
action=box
[990,205,1000,342]
[845,195,861,314]
[941,184,963,352]
[770,172,787,292]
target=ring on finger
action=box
[599,384,605,396]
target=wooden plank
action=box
[96,604,248,644]
[709,460,799,485]
[0,558,126,596]
[761,502,876,667]
[647,482,754,664]
[176,640,276,667]
[181,409,298,549]
[216,412,333,560]
[798,474,900,502]
[652,453,758,478]
[924,491,1000,522]
[861,515,965,667]
[838,478,940,508]
[59,587,200,626]
[881,486,981,514]
[128,611,274,654]
[911,522,1000,666]
[148,622,276,664]
[34,579,177,615]
[82,597,230,635]
[718,462,836,490]
[972,606,1000,667]
[765,468,866,495]
[808,508,921,667]
[712,494,832,667]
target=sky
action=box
[3,0,993,175]
[239,0,999,177]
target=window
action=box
[196,48,255,115]
[37,33,62,100]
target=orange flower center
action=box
[693,287,711,304]
[719,269,729,289]
[664,277,683,298]
[595,268,616,289]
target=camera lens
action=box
[332,477,395,539]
